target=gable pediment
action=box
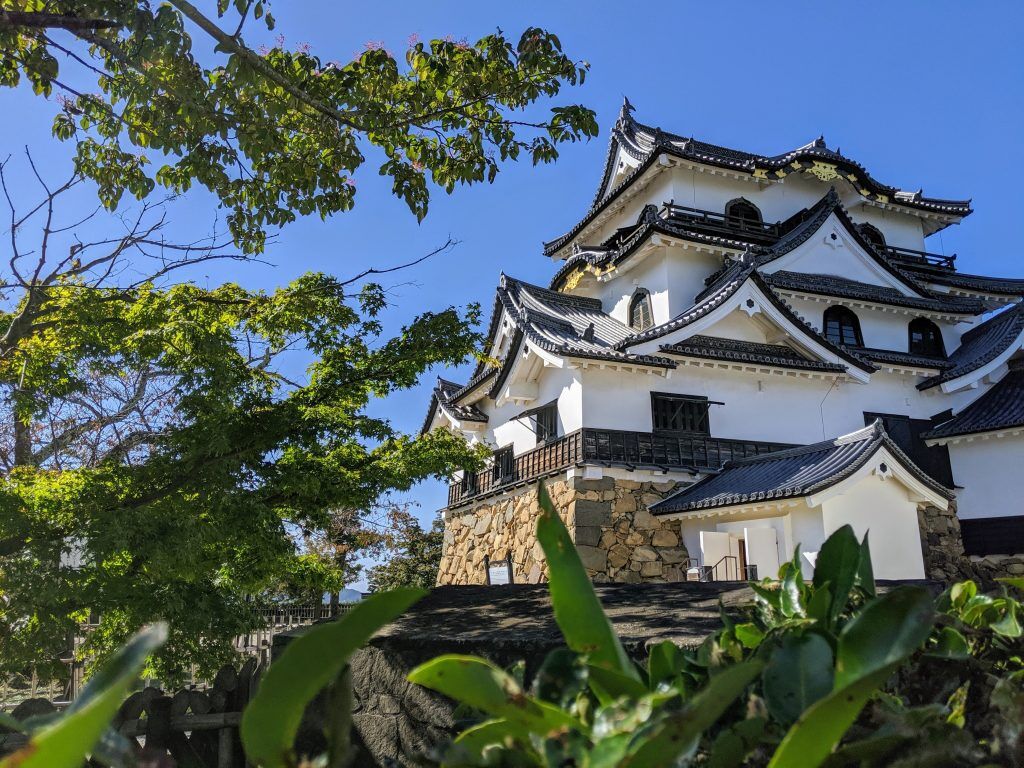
[759,211,924,296]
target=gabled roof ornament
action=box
[582,323,596,343]
[814,135,827,148]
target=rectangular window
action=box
[534,402,558,444]
[491,445,515,484]
[651,393,711,434]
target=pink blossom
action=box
[411,161,424,172]
[296,42,311,55]
[407,33,420,46]
[257,44,269,56]
[275,33,285,48]
[344,178,357,188]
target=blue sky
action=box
[2,1,1022,587]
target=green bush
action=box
[407,482,1024,767]
[4,481,1022,767]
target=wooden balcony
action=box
[659,203,781,243]
[447,428,795,508]
[884,245,956,271]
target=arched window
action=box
[858,223,886,250]
[909,318,945,357]
[629,289,653,331]
[725,198,763,227]
[823,306,863,347]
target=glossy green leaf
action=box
[532,648,588,706]
[242,588,425,768]
[448,717,536,763]
[409,654,584,736]
[708,717,767,768]
[648,640,684,687]
[587,664,650,702]
[834,586,933,691]
[928,626,970,659]
[813,525,862,625]
[622,660,763,767]
[855,532,876,598]
[734,623,765,650]
[767,663,894,768]
[997,576,1024,593]
[762,633,835,726]
[991,600,1023,638]
[536,481,639,681]
[0,623,166,768]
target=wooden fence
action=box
[1,659,261,767]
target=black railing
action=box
[448,428,795,507]
[885,245,956,271]
[660,202,782,242]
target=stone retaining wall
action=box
[437,475,689,586]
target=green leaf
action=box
[855,532,876,598]
[928,626,970,659]
[0,624,166,768]
[813,525,862,626]
[241,588,425,768]
[997,576,1024,593]
[408,654,585,736]
[448,717,536,763]
[991,600,1023,638]
[622,660,764,767]
[767,664,895,768]
[734,623,765,650]
[762,633,835,726]
[535,481,639,681]
[587,664,650,702]
[834,586,934,691]
[708,717,767,768]
[647,640,684,688]
[532,648,588,706]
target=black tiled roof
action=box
[900,264,1024,298]
[616,257,876,374]
[544,100,971,257]
[497,275,676,369]
[420,376,489,435]
[660,335,847,373]
[918,303,1024,390]
[924,358,1024,440]
[651,421,952,515]
[763,270,985,315]
[849,347,951,371]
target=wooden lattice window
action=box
[858,223,886,249]
[651,393,711,434]
[534,402,558,444]
[491,445,515,483]
[629,289,653,331]
[725,198,763,226]
[909,318,945,357]
[823,306,863,347]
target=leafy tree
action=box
[367,510,444,592]
[0,1,597,253]
[0,163,485,681]
[0,2,596,680]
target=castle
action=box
[423,101,1024,586]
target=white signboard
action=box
[487,559,512,585]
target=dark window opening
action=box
[909,318,946,357]
[491,445,515,484]
[824,306,864,347]
[460,471,478,496]
[652,393,711,434]
[534,402,558,444]
[629,290,653,331]
[863,412,953,487]
[961,517,1024,557]
[858,223,886,250]
[725,198,763,226]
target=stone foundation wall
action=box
[918,502,976,583]
[437,475,689,586]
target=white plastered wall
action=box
[487,365,582,455]
[820,475,927,579]
[945,435,1024,520]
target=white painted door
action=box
[700,531,736,580]
[744,527,780,581]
